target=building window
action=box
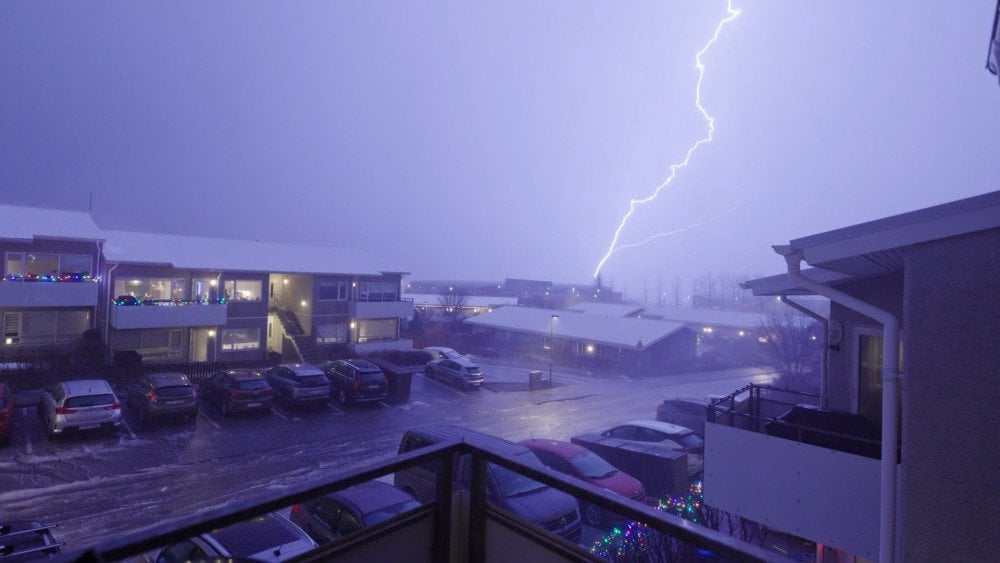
[1,310,90,346]
[316,323,347,343]
[318,282,349,301]
[356,318,397,343]
[224,280,262,302]
[114,278,187,301]
[355,281,398,302]
[191,277,218,301]
[221,328,261,351]
[112,329,183,360]
[4,252,94,278]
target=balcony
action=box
[703,384,882,560]
[348,299,413,319]
[0,280,98,308]
[111,302,228,329]
[72,438,778,562]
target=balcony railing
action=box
[110,300,229,329]
[349,299,413,319]
[0,278,99,307]
[70,438,779,562]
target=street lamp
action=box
[549,314,559,383]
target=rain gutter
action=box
[773,245,898,563]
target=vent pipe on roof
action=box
[774,245,899,563]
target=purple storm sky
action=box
[2,1,998,292]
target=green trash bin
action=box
[528,370,543,390]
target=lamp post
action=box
[549,314,559,383]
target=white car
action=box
[149,513,317,562]
[39,379,122,438]
[422,346,464,360]
[600,420,705,477]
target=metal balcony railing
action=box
[66,439,779,562]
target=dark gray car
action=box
[126,372,197,426]
[319,359,388,405]
[290,481,420,544]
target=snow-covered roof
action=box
[568,302,643,317]
[637,306,771,330]
[405,293,518,308]
[464,306,686,350]
[0,203,103,242]
[100,230,406,275]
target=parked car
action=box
[422,346,464,360]
[290,481,421,544]
[126,372,197,425]
[425,357,484,389]
[0,521,63,560]
[199,370,274,416]
[265,364,331,408]
[394,425,582,543]
[600,420,704,477]
[319,359,388,405]
[655,398,711,438]
[147,513,316,562]
[0,384,13,445]
[520,439,646,526]
[38,379,121,439]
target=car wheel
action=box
[337,389,348,405]
[583,503,604,527]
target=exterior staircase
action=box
[275,309,325,365]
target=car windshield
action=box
[64,394,115,408]
[211,516,300,558]
[363,500,422,526]
[155,385,194,398]
[359,370,384,383]
[443,350,462,359]
[677,434,704,450]
[568,450,618,480]
[236,379,269,391]
[489,452,547,498]
[294,375,328,386]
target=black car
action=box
[319,359,388,405]
[265,364,331,407]
[289,481,420,544]
[199,370,274,416]
[125,372,198,426]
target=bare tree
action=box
[670,276,683,307]
[437,289,469,317]
[692,271,719,309]
[757,312,822,390]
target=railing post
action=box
[432,449,453,562]
[468,453,487,563]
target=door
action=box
[853,327,903,429]
[190,329,214,363]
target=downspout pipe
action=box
[774,245,899,563]
[779,295,829,409]
[104,262,119,346]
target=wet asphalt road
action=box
[0,361,776,554]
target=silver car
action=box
[148,513,317,562]
[39,379,122,438]
[425,357,484,389]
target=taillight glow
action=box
[105,402,121,410]
[290,504,301,515]
[54,407,77,415]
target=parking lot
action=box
[0,361,777,553]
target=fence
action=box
[140,359,280,382]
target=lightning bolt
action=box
[593,0,740,278]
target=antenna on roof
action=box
[88,192,93,214]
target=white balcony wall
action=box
[0,283,98,307]
[348,300,413,319]
[703,422,881,560]
[350,339,413,355]
[111,304,228,329]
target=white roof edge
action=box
[789,190,1000,266]
[741,268,849,296]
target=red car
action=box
[519,438,646,527]
[0,383,13,445]
[0,383,14,444]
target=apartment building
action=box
[0,204,103,356]
[705,190,1000,561]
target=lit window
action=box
[221,328,261,351]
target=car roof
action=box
[326,481,416,514]
[61,379,114,395]
[207,514,308,558]
[519,438,589,458]
[343,359,381,371]
[617,420,694,435]
[279,363,324,376]
[145,372,192,386]
[224,369,265,380]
